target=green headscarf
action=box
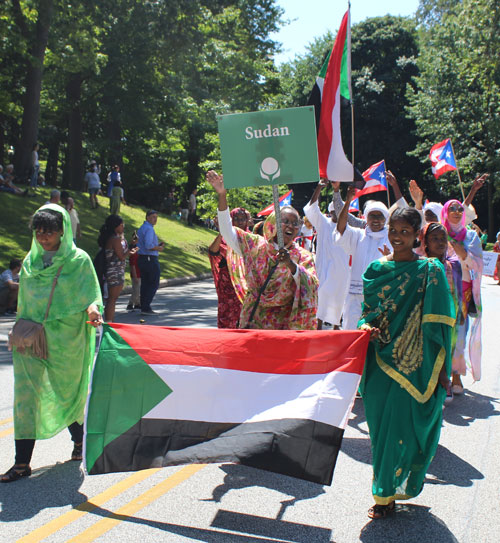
[18,203,102,323]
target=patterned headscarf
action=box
[441,199,466,242]
[262,206,301,245]
[230,207,251,231]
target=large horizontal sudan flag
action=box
[85,323,370,485]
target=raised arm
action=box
[463,173,488,207]
[337,185,357,236]
[309,179,329,205]
[331,182,366,227]
[408,180,424,210]
[206,170,228,211]
[206,170,242,256]
[386,170,403,202]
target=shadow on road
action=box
[0,461,87,522]
[71,505,320,543]
[359,504,459,542]
[205,464,326,521]
[443,389,499,427]
[338,437,372,465]
[347,398,368,435]
[425,444,483,487]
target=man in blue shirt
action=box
[137,210,164,314]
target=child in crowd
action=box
[127,232,141,310]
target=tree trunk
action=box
[186,123,201,196]
[66,73,84,190]
[487,176,494,242]
[45,137,59,186]
[0,115,5,166]
[14,0,54,179]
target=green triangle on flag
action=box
[85,324,172,473]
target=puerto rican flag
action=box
[357,160,387,197]
[256,190,293,217]
[349,197,360,213]
[429,139,457,179]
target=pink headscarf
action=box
[441,199,466,242]
[230,207,251,232]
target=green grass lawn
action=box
[0,188,216,281]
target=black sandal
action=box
[71,442,83,461]
[1,464,32,483]
[367,501,395,519]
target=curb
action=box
[120,272,212,295]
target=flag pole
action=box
[272,185,284,250]
[348,3,355,183]
[449,139,465,201]
[385,164,391,208]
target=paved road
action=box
[0,278,499,543]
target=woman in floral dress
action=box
[206,170,318,330]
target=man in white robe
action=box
[304,180,350,328]
[333,186,391,330]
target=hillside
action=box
[0,189,216,280]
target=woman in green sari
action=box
[359,207,455,518]
[1,204,102,483]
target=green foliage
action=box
[408,0,500,228]
[1,0,284,211]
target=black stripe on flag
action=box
[89,418,344,486]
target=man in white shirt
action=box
[333,185,391,330]
[304,180,350,329]
[188,188,197,226]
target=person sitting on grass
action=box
[0,259,22,315]
[0,165,28,196]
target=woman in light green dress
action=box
[358,206,455,518]
[1,204,102,483]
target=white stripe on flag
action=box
[326,87,354,181]
[144,366,360,430]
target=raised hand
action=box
[378,244,391,256]
[409,180,424,207]
[386,170,398,188]
[206,170,226,195]
[472,173,489,192]
[346,185,357,203]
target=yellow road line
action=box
[0,427,13,438]
[66,464,206,543]
[16,469,160,543]
[0,416,13,426]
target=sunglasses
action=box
[282,218,302,228]
[449,205,464,213]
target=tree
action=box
[11,0,55,179]
[408,0,500,234]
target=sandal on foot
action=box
[71,442,83,461]
[368,501,395,519]
[1,464,31,483]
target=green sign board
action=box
[217,106,319,189]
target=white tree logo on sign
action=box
[260,157,280,182]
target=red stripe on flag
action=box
[317,11,349,178]
[109,324,369,376]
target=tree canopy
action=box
[0,0,498,234]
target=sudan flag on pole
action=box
[85,324,370,486]
[307,10,363,185]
